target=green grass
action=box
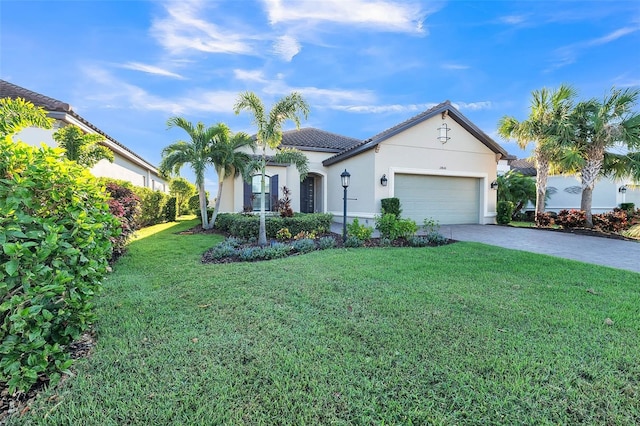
[12,219,640,425]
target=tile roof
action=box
[323,101,509,166]
[280,127,363,152]
[509,158,537,176]
[0,79,159,172]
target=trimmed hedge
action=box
[380,197,401,218]
[0,140,119,393]
[496,201,514,225]
[215,213,333,240]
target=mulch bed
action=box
[513,225,637,242]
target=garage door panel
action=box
[394,174,480,224]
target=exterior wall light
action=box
[341,169,350,242]
[437,123,450,144]
[380,174,388,186]
[490,180,498,190]
[619,185,627,193]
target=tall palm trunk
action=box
[198,183,210,229]
[258,148,268,246]
[534,152,550,225]
[580,147,605,227]
[210,177,224,229]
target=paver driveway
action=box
[440,225,640,274]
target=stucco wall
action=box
[376,116,498,223]
[13,125,167,192]
[545,176,631,213]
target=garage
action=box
[394,174,480,224]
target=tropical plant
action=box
[208,123,254,227]
[169,177,196,216]
[496,171,537,219]
[161,118,218,229]
[0,97,53,138]
[558,87,640,227]
[52,124,114,167]
[234,91,310,246]
[498,85,576,225]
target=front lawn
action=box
[12,218,640,425]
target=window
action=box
[252,175,270,211]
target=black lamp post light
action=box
[341,169,350,242]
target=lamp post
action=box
[341,169,350,242]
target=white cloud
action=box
[151,1,255,55]
[499,15,526,25]
[272,35,302,61]
[80,65,237,115]
[549,26,640,71]
[441,63,470,70]
[233,69,268,83]
[333,103,437,114]
[452,101,492,111]
[262,0,426,33]
[120,62,185,79]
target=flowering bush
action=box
[104,181,140,260]
[555,209,586,229]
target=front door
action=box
[300,176,314,213]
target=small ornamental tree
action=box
[104,181,141,260]
[0,138,119,393]
[53,124,114,167]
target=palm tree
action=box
[498,84,576,225]
[53,124,114,167]
[497,171,537,220]
[161,117,221,229]
[559,87,640,227]
[234,91,310,246]
[209,123,254,227]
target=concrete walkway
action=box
[439,225,640,274]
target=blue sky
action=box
[2,0,639,192]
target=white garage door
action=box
[394,174,480,224]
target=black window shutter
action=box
[243,179,252,211]
[270,174,279,211]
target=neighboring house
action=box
[219,101,509,225]
[508,158,639,213]
[1,79,168,192]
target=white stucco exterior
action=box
[218,103,507,225]
[13,118,167,193]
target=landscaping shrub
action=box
[318,236,336,249]
[556,209,586,229]
[215,213,332,239]
[137,187,169,227]
[623,224,640,239]
[187,194,200,215]
[104,181,141,261]
[380,197,401,218]
[277,186,294,217]
[293,230,317,240]
[275,228,292,241]
[408,236,429,247]
[620,202,635,212]
[164,197,177,222]
[346,218,373,241]
[496,201,514,225]
[422,217,440,234]
[0,140,119,393]
[593,210,628,233]
[291,238,316,254]
[535,212,555,227]
[426,231,449,246]
[375,213,417,240]
[343,236,363,248]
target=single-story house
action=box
[1,79,168,192]
[219,101,509,225]
[506,158,639,212]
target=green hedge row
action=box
[215,213,333,240]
